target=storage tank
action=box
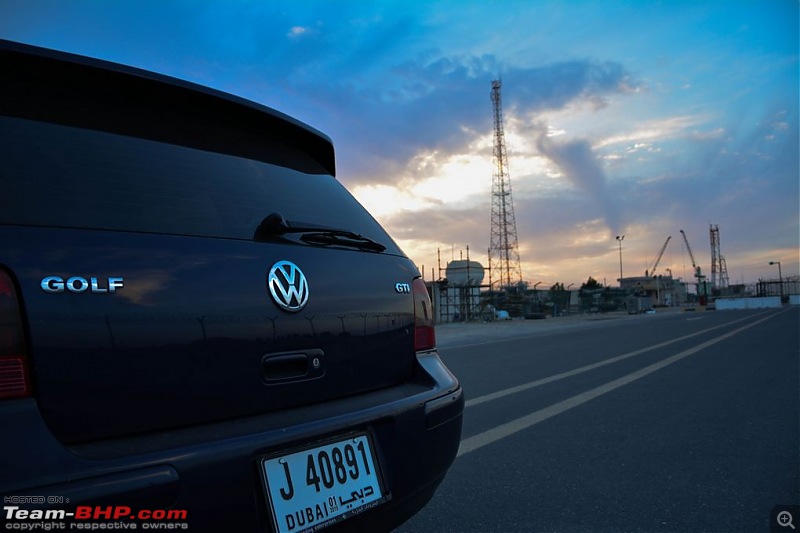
[445,260,485,286]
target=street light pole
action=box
[616,235,625,286]
[769,261,783,300]
[566,283,575,315]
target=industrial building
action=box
[619,275,688,307]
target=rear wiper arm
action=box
[298,231,386,252]
[254,212,386,252]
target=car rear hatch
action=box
[3,225,418,443]
[0,41,423,444]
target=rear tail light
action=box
[0,270,31,399]
[412,278,436,351]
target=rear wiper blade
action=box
[254,212,386,252]
[298,231,386,252]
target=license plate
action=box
[260,433,388,533]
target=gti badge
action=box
[267,260,309,312]
[394,283,411,294]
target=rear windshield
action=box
[0,117,400,254]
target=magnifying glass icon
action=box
[778,511,796,530]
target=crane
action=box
[679,230,702,278]
[680,229,708,304]
[646,236,671,277]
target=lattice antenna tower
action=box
[488,79,523,289]
[709,223,729,289]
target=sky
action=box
[2,0,798,290]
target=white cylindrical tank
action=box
[445,260,485,286]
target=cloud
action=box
[295,55,638,187]
[384,204,487,246]
[535,135,622,235]
[288,26,310,38]
[594,115,709,150]
[506,60,635,111]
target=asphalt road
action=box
[396,307,800,533]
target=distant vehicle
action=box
[495,310,512,320]
[0,40,463,532]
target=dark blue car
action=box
[0,39,463,532]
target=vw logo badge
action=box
[267,260,309,312]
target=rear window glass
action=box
[0,117,399,254]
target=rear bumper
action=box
[0,351,462,532]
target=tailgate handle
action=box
[262,350,324,383]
